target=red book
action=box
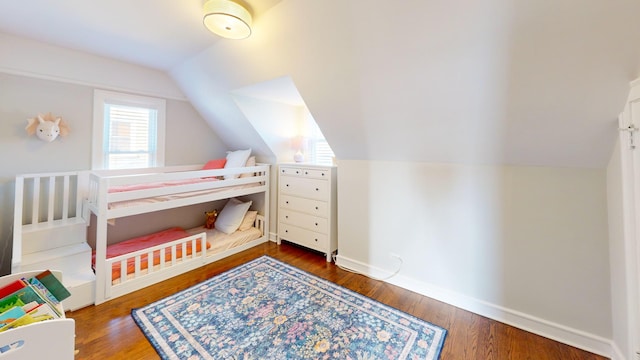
[0,280,27,299]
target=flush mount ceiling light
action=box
[203,0,252,40]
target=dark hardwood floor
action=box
[67,241,608,359]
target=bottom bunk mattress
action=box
[93,225,263,283]
[92,227,210,281]
[185,225,262,254]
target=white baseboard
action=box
[610,342,626,360]
[335,254,615,359]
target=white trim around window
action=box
[92,89,166,170]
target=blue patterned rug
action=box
[131,256,447,359]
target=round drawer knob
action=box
[315,188,319,191]
[314,238,318,242]
[286,201,289,204]
[315,206,319,210]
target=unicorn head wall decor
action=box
[25,113,70,142]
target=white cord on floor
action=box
[332,253,403,281]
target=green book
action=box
[9,286,46,306]
[35,270,71,301]
[0,295,25,314]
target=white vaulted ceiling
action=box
[1,0,639,168]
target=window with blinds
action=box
[104,104,157,169]
[306,117,335,165]
[312,138,335,165]
[93,90,166,170]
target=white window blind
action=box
[104,104,157,169]
[307,118,335,165]
[312,138,335,165]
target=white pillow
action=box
[238,210,258,231]
[239,156,256,178]
[215,198,252,234]
[224,148,251,179]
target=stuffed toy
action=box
[25,113,70,142]
[204,209,218,229]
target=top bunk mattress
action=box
[107,181,262,210]
[87,162,270,217]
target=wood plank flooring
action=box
[67,241,609,359]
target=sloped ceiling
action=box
[1,0,639,167]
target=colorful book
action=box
[0,295,25,314]
[0,307,26,328]
[0,313,35,332]
[21,301,39,313]
[27,278,61,306]
[0,280,26,299]
[26,302,58,322]
[6,286,47,307]
[26,278,64,317]
[35,270,71,301]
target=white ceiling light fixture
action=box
[203,0,252,40]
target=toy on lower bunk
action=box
[204,209,218,229]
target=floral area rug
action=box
[131,256,447,359]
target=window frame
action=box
[310,137,335,165]
[92,89,166,170]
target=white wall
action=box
[0,32,186,101]
[336,159,612,356]
[231,95,300,164]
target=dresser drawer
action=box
[280,167,304,176]
[279,195,328,217]
[279,209,328,234]
[278,223,328,252]
[299,168,330,179]
[279,176,328,200]
[280,167,331,180]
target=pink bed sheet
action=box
[92,227,210,280]
[108,177,218,193]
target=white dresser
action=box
[277,164,337,262]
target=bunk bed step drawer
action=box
[19,243,92,274]
[21,219,87,254]
[60,269,96,311]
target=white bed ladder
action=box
[12,172,96,311]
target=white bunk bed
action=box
[85,163,270,304]
[13,162,271,307]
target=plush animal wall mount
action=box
[25,113,70,142]
[205,209,218,229]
